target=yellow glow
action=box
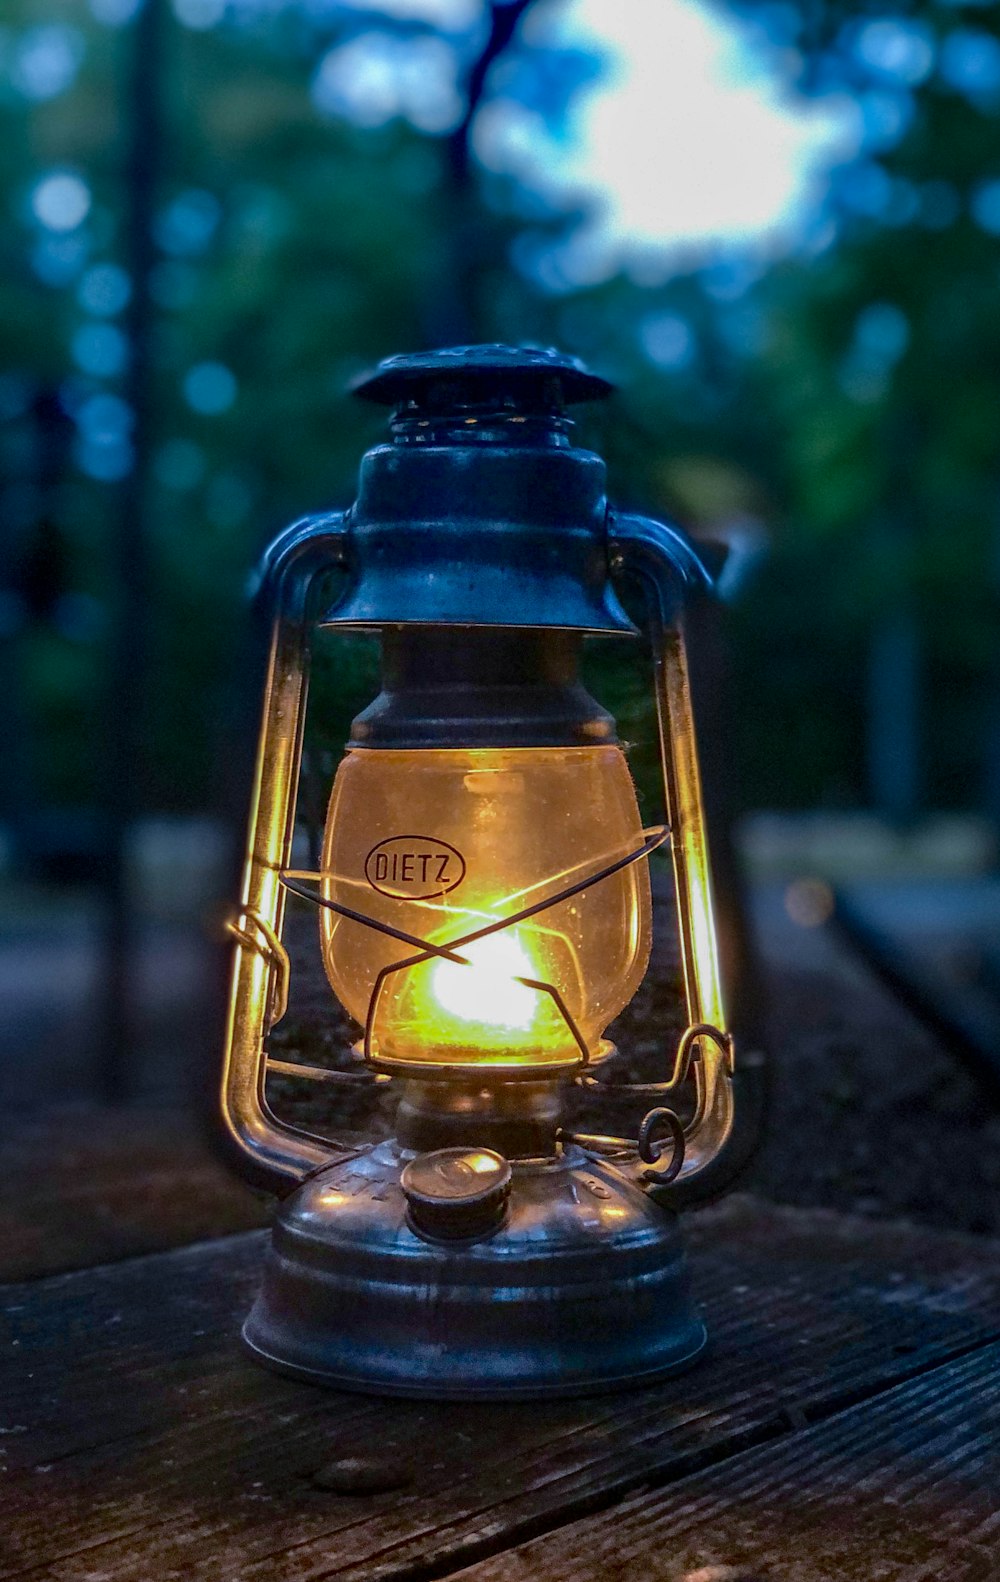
[371,912,577,1067]
[319,745,652,1071]
[429,931,541,1036]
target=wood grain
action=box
[0,1113,269,1282]
[2,1197,999,1580]
[454,1339,1000,1582]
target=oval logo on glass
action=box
[364,835,466,901]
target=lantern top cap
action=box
[352,344,613,410]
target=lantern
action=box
[221,346,735,1397]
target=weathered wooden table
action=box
[3,1192,1000,1580]
[3,902,1000,1582]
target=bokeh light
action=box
[11,25,85,102]
[77,263,132,318]
[71,323,130,379]
[183,362,238,416]
[785,879,835,929]
[31,172,92,233]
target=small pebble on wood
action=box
[311,1454,414,1495]
[681,1567,768,1582]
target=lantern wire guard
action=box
[234,821,732,1188]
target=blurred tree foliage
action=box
[723,0,1000,812]
[1,0,998,825]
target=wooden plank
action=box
[454,1338,1000,1582]
[0,1110,372,1284]
[746,883,1000,1238]
[0,1113,270,1282]
[2,1198,999,1579]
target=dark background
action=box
[1,0,998,1249]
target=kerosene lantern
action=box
[221,345,735,1397]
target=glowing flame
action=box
[428,931,541,1036]
[372,919,580,1066]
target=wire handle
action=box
[220,513,351,1195]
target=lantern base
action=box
[242,1140,706,1399]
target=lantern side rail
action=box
[607,510,736,1193]
[219,513,358,1197]
[224,907,290,1028]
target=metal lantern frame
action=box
[219,346,737,1398]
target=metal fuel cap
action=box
[401,1148,512,1243]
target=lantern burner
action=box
[238,820,719,1392]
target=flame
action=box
[375,917,578,1065]
[428,931,541,1036]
